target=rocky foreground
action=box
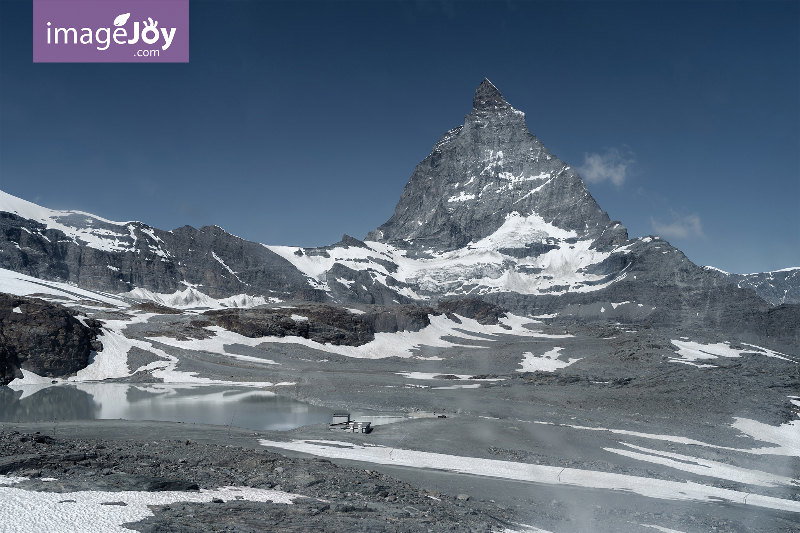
[1,428,517,532]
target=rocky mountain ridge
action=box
[704,266,800,305]
[0,197,326,302]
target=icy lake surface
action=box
[0,384,337,431]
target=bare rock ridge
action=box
[202,299,506,348]
[708,267,800,306]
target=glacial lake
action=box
[0,384,347,431]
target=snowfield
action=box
[146,313,554,360]
[517,347,581,372]
[267,224,634,299]
[123,286,279,309]
[258,436,800,514]
[0,268,129,307]
[0,189,172,257]
[0,479,300,533]
[669,340,796,367]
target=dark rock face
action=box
[366,78,623,252]
[131,302,182,315]
[204,304,439,346]
[437,298,507,325]
[326,263,413,306]
[364,305,437,333]
[0,293,104,385]
[473,78,512,111]
[0,211,326,302]
[159,225,328,301]
[205,305,375,346]
[709,267,800,305]
[204,298,520,345]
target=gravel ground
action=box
[0,426,517,532]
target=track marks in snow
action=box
[258,439,800,514]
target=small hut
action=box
[329,413,372,433]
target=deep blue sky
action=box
[1,1,797,274]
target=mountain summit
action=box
[367,79,626,253]
[472,78,511,111]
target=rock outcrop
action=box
[204,304,439,347]
[0,293,104,385]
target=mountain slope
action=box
[0,190,326,302]
[367,79,626,252]
[704,267,800,305]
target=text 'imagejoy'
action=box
[33,0,189,63]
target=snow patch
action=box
[0,484,301,533]
[0,268,128,307]
[448,191,476,203]
[258,439,800,514]
[148,313,549,360]
[669,340,796,367]
[396,372,502,381]
[605,443,795,487]
[470,212,576,250]
[640,526,687,533]
[517,347,581,372]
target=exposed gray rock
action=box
[366,78,624,252]
[0,212,326,302]
[437,298,507,325]
[0,293,104,385]
[706,267,800,305]
[203,304,440,347]
[0,431,514,533]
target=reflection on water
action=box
[0,384,334,431]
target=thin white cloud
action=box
[651,214,704,240]
[577,147,634,186]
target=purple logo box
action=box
[34,0,188,63]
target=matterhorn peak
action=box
[472,78,511,111]
[368,79,624,252]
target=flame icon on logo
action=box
[113,13,130,27]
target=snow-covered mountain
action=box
[0,189,325,302]
[704,266,800,305]
[367,79,626,252]
[0,79,797,346]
